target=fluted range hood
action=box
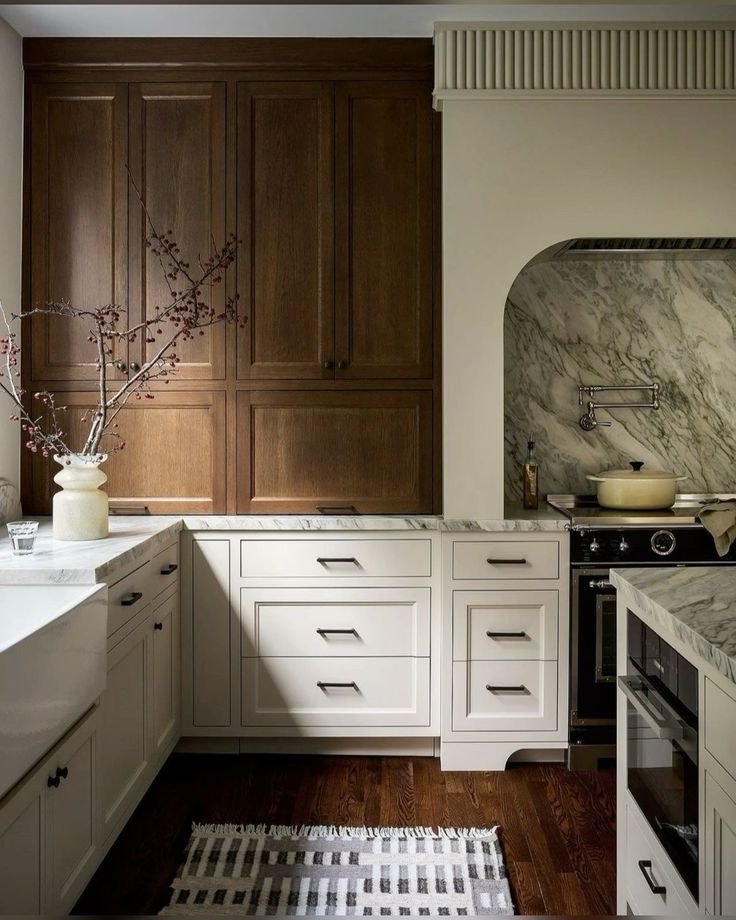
[555,237,736,260]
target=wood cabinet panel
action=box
[129,83,227,380]
[26,391,225,514]
[28,83,128,381]
[335,82,433,379]
[236,390,433,513]
[237,82,334,380]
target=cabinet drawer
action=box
[452,660,557,731]
[452,540,559,581]
[452,590,558,661]
[624,796,695,916]
[149,543,180,602]
[241,657,430,727]
[705,678,736,786]
[240,538,431,579]
[241,588,430,658]
[107,561,151,637]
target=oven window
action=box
[626,675,699,900]
[595,595,617,683]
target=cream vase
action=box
[53,454,109,541]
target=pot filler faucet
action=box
[578,381,660,431]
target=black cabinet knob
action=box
[154,622,163,631]
[47,766,68,788]
[336,360,347,370]
[322,359,333,370]
[129,362,141,373]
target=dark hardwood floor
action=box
[73,754,616,916]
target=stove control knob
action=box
[651,529,676,557]
[618,537,630,554]
[589,538,601,554]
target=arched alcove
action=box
[503,240,736,506]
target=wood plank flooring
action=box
[73,754,616,916]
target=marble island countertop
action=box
[0,505,568,585]
[611,566,736,685]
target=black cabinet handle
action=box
[486,631,528,639]
[316,628,358,637]
[160,563,178,575]
[121,591,143,607]
[154,622,163,631]
[317,557,358,565]
[638,861,666,896]
[129,361,141,373]
[322,359,334,370]
[336,360,348,370]
[47,766,68,788]
[486,684,529,693]
[315,504,358,515]
[486,558,527,565]
[317,681,359,691]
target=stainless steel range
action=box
[547,493,736,770]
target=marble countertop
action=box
[611,566,736,685]
[0,505,568,585]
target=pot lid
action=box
[586,460,684,481]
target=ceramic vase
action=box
[53,454,109,541]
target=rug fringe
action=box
[190,822,500,840]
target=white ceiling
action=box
[2,2,736,38]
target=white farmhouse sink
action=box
[0,584,107,798]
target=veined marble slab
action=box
[0,507,568,584]
[0,518,183,585]
[611,566,736,685]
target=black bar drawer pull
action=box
[161,563,178,575]
[486,558,527,565]
[486,631,528,639]
[315,504,358,515]
[317,628,359,637]
[317,681,359,691]
[486,684,529,693]
[317,557,358,565]
[638,861,666,896]
[121,591,143,607]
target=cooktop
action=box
[546,493,736,528]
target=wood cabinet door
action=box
[28,83,128,382]
[26,391,226,514]
[237,82,334,380]
[129,83,227,380]
[97,612,151,844]
[334,82,433,379]
[236,390,433,513]
[150,591,180,761]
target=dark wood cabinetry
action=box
[21,39,440,515]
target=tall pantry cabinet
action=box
[21,39,440,515]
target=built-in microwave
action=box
[619,611,699,902]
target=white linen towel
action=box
[697,499,736,557]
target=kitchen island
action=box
[611,565,736,917]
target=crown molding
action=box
[434,23,736,106]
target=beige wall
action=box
[0,17,22,488]
[442,97,736,518]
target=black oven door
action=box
[620,671,699,901]
[571,567,617,725]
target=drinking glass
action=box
[6,521,39,555]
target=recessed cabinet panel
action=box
[0,781,43,914]
[452,590,559,662]
[129,84,227,379]
[705,771,736,916]
[151,592,180,758]
[237,83,334,379]
[191,539,231,728]
[27,391,226,514]
[236,390,433,513]
[335,82,433,379]
[29,84,128,381]
[452,660,558,732]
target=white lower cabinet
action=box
[705,768,736,915]
[97,611,151,842]
[44,713,99,914]
[151,591,180,759]
[0,708,99,916]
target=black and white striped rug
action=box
[161,824,514,916]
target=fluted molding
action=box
[434,23,736,104]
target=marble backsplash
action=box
[504,257,736,502]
